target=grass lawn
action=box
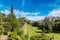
[45,33,60,40]
[22,23,60,40]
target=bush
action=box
[8,32,18,40]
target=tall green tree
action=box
[47,20,55,32]
[7,7,20,31]
[6,13,20,32]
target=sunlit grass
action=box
[45,33,60,40]
[23,23,60,40]
[23,23,42,37]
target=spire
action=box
[11,5,13,13]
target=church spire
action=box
[11,5,13,13]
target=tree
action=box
[8,6,20,37]
[53,21,60,33]
[48,20,55,32]
[26,20,32,24]
[44,20,55,33]
[0,25,4,35]
[3,22,11,35]
[8,32,18,40]
[18,17,26,27]
[32,21,41,27]
[6,13,20,32]
[0,13,5,35]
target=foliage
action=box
[18,17,26,27]
[8,32,18,40]
[6,13,20,32]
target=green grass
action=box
[23,23,42,37]
[45,33,60,40]
[23,23,60,40]
[23,23,42,40]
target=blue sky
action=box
[0,0,60,21]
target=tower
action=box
[11,5,13,13]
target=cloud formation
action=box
[48,9,60,17]
[1,9,45,21]
[26,16,45,21]
[1,10,10,15]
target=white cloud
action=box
[1,9,40,16]
[26,16,45,21]
[48,9,60,17]
[27,12,40,16]
[1,9,29,16]
[1,9,44,21]
[1,10,10,15]
[14,10,30,16]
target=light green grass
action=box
[23,23,60,40]
[45,33,60,40]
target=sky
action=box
[0,0,60,21]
